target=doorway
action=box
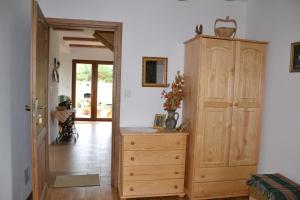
[48,26,115,189]
[31,3,122,198]
[72,59,113,121]
[45,17,122,187]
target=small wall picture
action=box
[290,42,300,72]
[153,114,166,129]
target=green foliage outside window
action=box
[76,64,113,83]
[98,65,113,83]
[76,64,92,81]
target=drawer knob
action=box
[129,172,134,176]
[130,157,135,161]
[176,141,181,145]
[201,175,206,178]
[130,141,135,145]
[174,185,178,189]
[174,171,179,175]
[175,155,180,160]
[130,187,134,191]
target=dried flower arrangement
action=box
[161,71,184,111]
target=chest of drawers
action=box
[119,128,188,199]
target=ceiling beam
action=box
[93,31,114,52]
[53,27,84,32]
[63,37,98,42]
[69,44,107,49]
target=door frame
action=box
[71,59,114,121]
[30,1,50,199]
[46,18,122,188]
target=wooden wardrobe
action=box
[182,35,267,199]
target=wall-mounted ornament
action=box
[214,16,237,38]
[195,24,203,35]
[290,42,300,72]
[53,58,60,82]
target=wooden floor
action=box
[45,122,247,200]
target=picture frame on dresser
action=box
[153,114,166,129]
[290,42,300,72]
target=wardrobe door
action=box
[229,41,266,166]
[196,38,235,168]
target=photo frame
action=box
[290,42,300,72]
[153,114,166,129]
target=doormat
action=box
[53,174,100,188]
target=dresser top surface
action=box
[120,127,189,136]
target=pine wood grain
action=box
[183,36,267,199]
[119,131,188,199]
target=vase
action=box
[165,109,179,130]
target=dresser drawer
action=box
[122,179,184,197]
[193,180,248,198]
[194,166,256,182]
[123,135,186,150]
[123,150,185,166]
[123,165,185,181]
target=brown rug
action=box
[53,174,100,188]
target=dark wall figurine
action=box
[195,24,203,35]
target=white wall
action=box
[39,0,248,127]
[246,0,300,182]
[0,0,32,199]
[48,29,60,143]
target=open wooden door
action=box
[31,1,49,199]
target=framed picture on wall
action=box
[290,42,300,72]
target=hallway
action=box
[49,122,111,183]
[47,122,117,199]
